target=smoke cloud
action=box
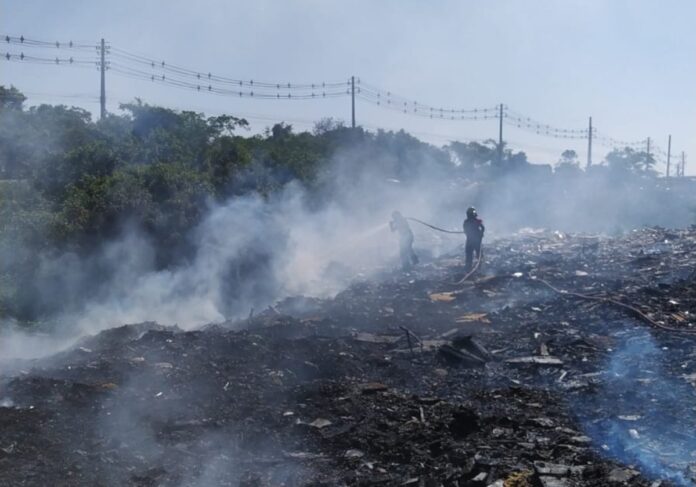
[2,132,695,362]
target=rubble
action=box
[2,227,696,485]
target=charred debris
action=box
[3,227,696,486]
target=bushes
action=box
[0,180,53,318]
[53,163,212,259]
[0,86,468,321]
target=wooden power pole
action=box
[351,76,355,128]
[100,38,106,120]
[586,116,593,169]
[666,134,672,177]
[498,103,504,164]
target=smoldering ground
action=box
[2,175,696,486]
[577,329,696,486]
[2,139,696,361]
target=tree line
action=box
[0,85,663,321]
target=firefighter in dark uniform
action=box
[463,207,485,270]
[390,211,419,270]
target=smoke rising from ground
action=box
[66,172,458,329]
[0,145,466,358]
[1,131,696,486]
[580,329,696,486]
[2,133,696,362]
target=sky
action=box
[1,0,694,172]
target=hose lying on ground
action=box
[453,250,483,284]
[407,215,693,335]
[524,275,696,335]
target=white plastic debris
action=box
[308,418,332,429]
[344,449,364,458]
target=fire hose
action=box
[405,216,482,283]
[525,276,696,335]
[406,217,693,334]
[453,250,483,284]
[406,217,465,234]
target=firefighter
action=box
[463,207,485,270]
[390,211,419,270]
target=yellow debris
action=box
[456,312,491,324]
[672,312,686,322]
[429,292,456,303]
[504,470,533,487]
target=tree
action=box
[119,101,237,168]
[53,162,212,261]
[205,136,251,195]
[0,85,26,111]
[36,141,119,202]
[448,139,528,176]
[268,122,293,140]
[499,146,529,172]
[313,117,345,135]
[448,141,496,172]
[555,149,582,177]
[207,114,249,137]
[558,149,579,167]
[0,99,96,179]
[604,147,657,176]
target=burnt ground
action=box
[2,227,696,486]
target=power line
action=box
[21,91,100,101]
[593,131,648,151]
[1,33,688,172]
[108,63,349,99]
[2,51,97,66]
[109,47,348,90]
[358,80,498,120]
[504,108,588,139]
[3,35,97,51]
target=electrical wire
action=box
[1,51,98,67]
[358,80,499,120]
[109,47,348,90]
[1,33,688,163]
[594,131,647,150]
[2,35,97,51]
[109,64,349,99]
[504,108,589,139]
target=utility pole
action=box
[682,151,686,177]
[666,134,672,177]
[100,38,106,120]
[351,76,355,129]
[646,137,651,159]
[586,116,593,169]
[497,103,504,165]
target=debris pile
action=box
[2,227,696,486]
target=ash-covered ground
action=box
[2,227,696,486]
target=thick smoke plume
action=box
[0,146,466,358]
[2,129,695,361]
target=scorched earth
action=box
[2,227,696,486]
